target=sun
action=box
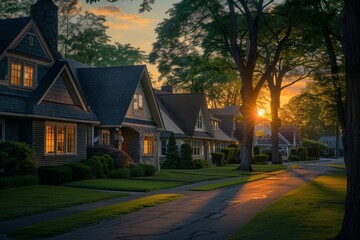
[257,109,265,117]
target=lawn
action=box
[66,179,184,191]
[0,186,127,221]
[228,172,346,240]
[10,194,183,239]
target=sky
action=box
[81,0,306,109]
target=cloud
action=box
[106,21,130,30]
[115,14,151,24]
[89,5,123,15]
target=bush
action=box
[161,159,178,169]
[0,141,37,176]
[253,154,268,164]
[165,132,180,168]
[289,155,302,161]
[193,159,211,169]
[98,154,114,176]
[229,148,240,164]
[139,164,157,176]
[109,168,131,179]
[87,145,133,168]
[66,163,93,181]
[0,175,38,189]
[228,143,239,148]
[211,152,225,166]
[129,165,145,177]
[221,148,235,164]
[253,146,261,155]
[291,147,308,161]
[179,143,194,169]
[38,165,72,185]
[85,156,104,178]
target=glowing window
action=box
[45,123,76,155]
[144,136,154,155]
[11,62,22,85]
[45,125,55,154]
[101,130,110,145]
[10,61,35,87]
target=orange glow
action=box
[257,109,265,117]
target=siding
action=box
[0,57,8,81]
[13,31,49,59]
[43,76,75,105]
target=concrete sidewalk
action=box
[0,160,340,240]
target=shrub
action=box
[289,155,302,161]
[0,141,37,176]
[179,143,194,169]
[66,163,93,181]
[253,154,268,164]
[229,148,240,164]
[98,154,114,176]
[38,165,72,185]
[253,146,261,155]
[139,164,157,176]
[193,159,211,169]
[0,175,38,189]
[161,160,178,169]
[211,152,225,166]
[164,132,179,169]
[221,148,235,164]
[291,147,308,161]
[129,165,145,177]
[228,143,239,148]
[87,145,133,168]
[85,156,104,178]
[109,168,131,179]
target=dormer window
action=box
[134,93,143,110]
[10,60,35,88]
[196,113,203,129]
[211,120,219,130]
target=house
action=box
[0,1,99,166]
[254,123,301,158]
[0,0,164,166]
[319,135,344,157]
[155,87,237,161]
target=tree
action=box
[85,0,155,13]
[162,132,179,169]
[335,0,360,238]
[150,0,293,171]
[179,143,193,169]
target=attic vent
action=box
[29,36,34,46]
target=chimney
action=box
[161,85,173,93]
[30,0,60,57]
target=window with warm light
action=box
[45,123,76,155]
[101,130,110,145]
[144,135,154,155]
[10,61,35,88]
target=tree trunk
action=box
[239,98,255,172]
[335,0,360,238]
[270,94,282,164]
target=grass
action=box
[0,186,127,221]
[228,172,346,240]
[66,179,184,191]
[191,170,287,191]
[329,164,345,169]
[10,194,183,239]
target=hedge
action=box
[289,155,302,161]
[109,168,131,179]
[66,163,93,181]
[193,159,211,169]
[0,175,38,189]
[38,166,72,185]
[139,164,157,176]
[211,152,225,166]
[253,154,268,164]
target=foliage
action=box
[163,132,179,169]
[129,165,145,177]
[87,145,133,168]
[179,143,194,169]
[211,152,225,166]
[291,147,308,161]
[253,154,269,164]
[138,164,157,176]
[0,141,37,177]
[221,148,235,164]
[253,146,261,155]
[302,138,328,149]
[0,175,38,189]
[193,159,211,169]
[109,168,131,179]
[66,163,93,181]
[85,156,104,178]
[38,166,72,185]
[288,154,302,161]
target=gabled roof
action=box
[156,93,214,137]
[209,105,240,138]
[279,125,301,146]
[0,17,31,55]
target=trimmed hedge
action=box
[221,148,235,164]
[0,175,38,189]
[253,146,261,155]
[211,152,225,166]
[139,164,157,176]
[129,165,145,177]
[253,154,268,164]
[0,141,37,176]
[291,147,308,161]
[109,168,131,179]
[66,163,93,181]
[87,145,133,168]
[289,155,302,161]
[38,166,72,185]
[229,148,240,164]
[193,159,211,169]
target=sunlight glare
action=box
[258,109,265,117]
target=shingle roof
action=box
[78,65,146,126]
[0,17,31,55]
[213,129,238,142]
[156,93,204,136]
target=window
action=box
[45,123,76,155]
[190,140,202,156]
[214,141,221,152]
[161,139,167,156]
[0,120,4,143]
[211,120,219,130]
[101,130,110,145]
[133,93,144,111]
[10,61,34,88]
[29,36,34,46]
[144,135,154,155]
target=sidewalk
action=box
[0,161,337,240]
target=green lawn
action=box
[228,172,346,240]
[10,194,183,239]
[0,186,127,221]
[66,178,184,191]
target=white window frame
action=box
[101,130,111,145]
[190,140,202,156]
[45,122,77,155]
[0,120,5,143]
[133,93,144,111]
[9,59,36,88]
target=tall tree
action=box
[150,0,293,171]
[335,0,360,238]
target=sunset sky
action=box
[81,0,306,110]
